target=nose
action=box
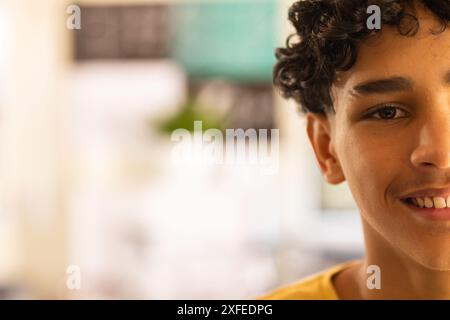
[410,110,450,170]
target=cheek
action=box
[336,128,404,213]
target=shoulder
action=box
[256,260,360,300]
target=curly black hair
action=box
[274,0,450,115]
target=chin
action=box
[414,260,450,272]
[405,245,450,271]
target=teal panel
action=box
[170,0,277,82]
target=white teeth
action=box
[434,197,447,209]
[417,198,425,208]
[424,197,434,208]
[411,196,449,209]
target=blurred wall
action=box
[0,0,72,298]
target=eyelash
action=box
[364,104,410,120]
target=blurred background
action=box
[0,0,363,299]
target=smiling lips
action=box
[400,188,450,220]
[408,196,450,209]
[401,188,450,209]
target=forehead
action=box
[331,9,450,106]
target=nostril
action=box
[418,162,434,168]
[421,162,434,167]
[411,147,450,169]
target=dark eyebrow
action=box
[352,70,450,97]
[351,76,413,96]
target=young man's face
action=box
[307,7,450,270]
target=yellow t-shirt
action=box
[257,260,361,300]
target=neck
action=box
[357,217,450,299]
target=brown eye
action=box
[368,105,408,120]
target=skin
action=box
[306,3,450,299]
